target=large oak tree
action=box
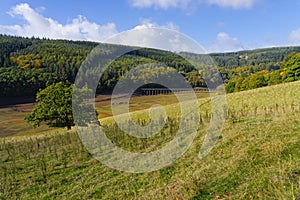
[25,81,99,130]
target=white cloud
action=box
[206,0,258,9]
[129,0,259,9]
[0,4,250,53]
[0,3,118,41]
[133,19,179,31]
[288,28,300,45]
[106,20,206,54]
[129,0,192,9]
[209,32,244,52]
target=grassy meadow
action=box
[1,82,300,199]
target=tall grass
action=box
[1,81,300,199]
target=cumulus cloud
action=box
[106,19,206,54]
[206,0,259,9]
[129,0,192,9]
[209,32,244,52]
[288,28,300,45]
[133,19,179,31]
[0,3,118,41]
[129,0,259,9]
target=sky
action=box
[0,0,300,53]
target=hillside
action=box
[2,34,299,69]
[1,34,300,98]
[1,81,300,199]
[210,46,300,68]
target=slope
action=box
[1,81,300,199]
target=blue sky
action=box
[0,0,300,52]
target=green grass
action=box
[1,82,300,199]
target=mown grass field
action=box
[1,82,300,199]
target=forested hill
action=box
[1,34,300,97]
[2,34,300,69]
[210,46,300,68]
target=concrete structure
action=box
[140,87,208,95]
